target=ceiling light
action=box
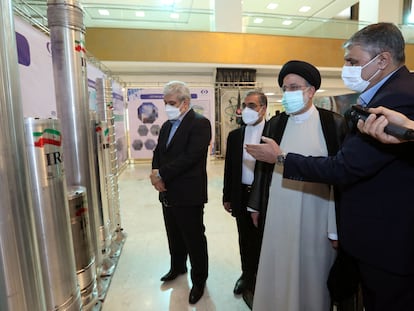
[267,3,278,10]
[316,89,326,93]
[336,8,351,19]
[254,18,264,24]
[98,9,110,16]
[170,13,179,19]
[282,20,292,26]
[299,6,311,13]
[135,11,145,17]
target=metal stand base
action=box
[90,230,127,310]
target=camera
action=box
[349,104,414,140]
[350,104,371,123]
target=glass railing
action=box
[12,0,414,44]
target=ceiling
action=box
[13,0,361,95]
[15,0,359,35]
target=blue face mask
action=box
[281,90,306,114]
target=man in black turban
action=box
[278,60,322,90]
[245,60,349,310]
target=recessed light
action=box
[254,18,264,24]
[316,89,326,93]
[135,11,145,17]
[336,8,351,19]
[170,13,180,19]
[282,20,292,26]
[299,6,311,13]
[98,9,110,16]
[267,3,278,10]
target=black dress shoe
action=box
[242,288,254,310]
[189,284,205,304]
[233,276,249,295]
[160,269,187,282]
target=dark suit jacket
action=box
[152,108,212,206]
[222,123,265,217]
[283,66,414,275]
[248,107,348,229]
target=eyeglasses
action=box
[242,102,260,109]
[281,84,308,92]
[164,100,183,106]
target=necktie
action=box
[357,97,367,107]
[167,119,180,146]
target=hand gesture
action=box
[245,136,282,164]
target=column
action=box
[359,0,404,24]
[213,0,242,33]
[0,0,46,309]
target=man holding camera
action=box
[246,23,414,311]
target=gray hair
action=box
[244,90,268,107]
[343,22,405,65]
[163,81,191,101]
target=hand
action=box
[150,170,167,192]
[357,106,413,144]
[250,211,260,227]
[330,239,339,250]
[150,169,160,185]
[223,202,232,213]
[245,136,282,164]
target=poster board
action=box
[127,86,215,160]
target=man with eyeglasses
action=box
[246,23,414,311]
[247,60,349,311]
[222,90,268,309]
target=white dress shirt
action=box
[242,119,265,185]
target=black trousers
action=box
[235,185,262,281]
[162,204,208,286]
[358,260,414,311]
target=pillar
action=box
[359,0,404,24]
[213,0,242,33]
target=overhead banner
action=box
[127,86,215,160]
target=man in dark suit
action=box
[222,90,267,308]
[246,23,414,311]
[150,80,212,305]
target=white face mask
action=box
[165,103,182,120]
[281,90,307,114]
[341,55,380,93]
[241,107,260,125]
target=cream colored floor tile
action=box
[101,159,250,311]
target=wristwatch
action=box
[276,153,286,166]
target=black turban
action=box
[278,60,321,90]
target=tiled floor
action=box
[101,159,251,311]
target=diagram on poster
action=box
[127,87,215,160]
